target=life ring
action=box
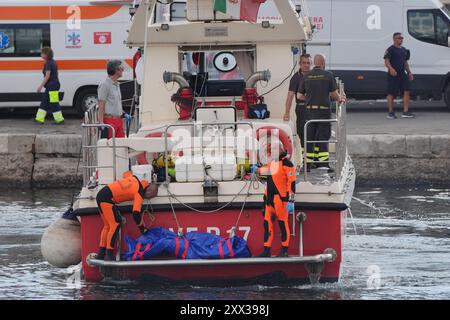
[136,132,174,165]
[256,126,293,162]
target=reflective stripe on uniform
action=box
[49,91,60,103]
[35,108,47,123]
[306,152,315,162]
[318,152,329,161]
[52,111,64,123]
[314,146,320,158]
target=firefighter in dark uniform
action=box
[95,171,158,261]
[283,54,312,155]
[297,54,346,171]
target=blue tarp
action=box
[122,227,252,261]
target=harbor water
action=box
[0,186,449,300]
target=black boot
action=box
[256,247,271,258]
[104,249,115,261]
[96,247,106,260]
[277,246,289,258]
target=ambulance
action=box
[0,0,139,115]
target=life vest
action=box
[107,171,148,212]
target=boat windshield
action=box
[181,50,255,81]
[153,0,291,24]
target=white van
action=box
[156,0,450,109]
[304,0,450,109]
[0,0,139,115]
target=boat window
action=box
[0,24,50,57]
[179,49,255,97]
[170,2,187,21]
[407,10,449,47]
[182,51,255,81]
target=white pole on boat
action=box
[140,0,151,127]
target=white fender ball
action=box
[41,218,82,268]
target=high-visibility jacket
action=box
[107,171,149,214]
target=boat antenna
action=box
[140,0,151,127]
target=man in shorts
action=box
[384,32,415,119]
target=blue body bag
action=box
[121,227,252,261]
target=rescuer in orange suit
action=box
[251,146,296,258]
[95,171,158,261]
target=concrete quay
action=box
[0,133,82,188]
[0,102,449,187]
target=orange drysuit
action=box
[258,156,296,248]
[96,171,149,250]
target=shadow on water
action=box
[0,185,449,300]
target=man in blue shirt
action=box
[384,32,415,119]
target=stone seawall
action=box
[0,134,82,188]
[1,134,449,188]
[348,135,450,185]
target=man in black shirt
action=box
[298,54,346,171]
[284,54,311,155]
[384,32,415,119]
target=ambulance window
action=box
[16,28,45,56]
[0,24,50,57]
[0,28,15,55]
[408,10,449,47]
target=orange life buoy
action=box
[256,126,293,161]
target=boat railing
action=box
[302,78,347,182]
[81,104,118,186]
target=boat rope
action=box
[232,173,261,234]
[168,193,182,235]
[143,201,156,228]
[166,180,251,214]
[62,144,83,220]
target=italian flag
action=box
[213,0,266,23]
